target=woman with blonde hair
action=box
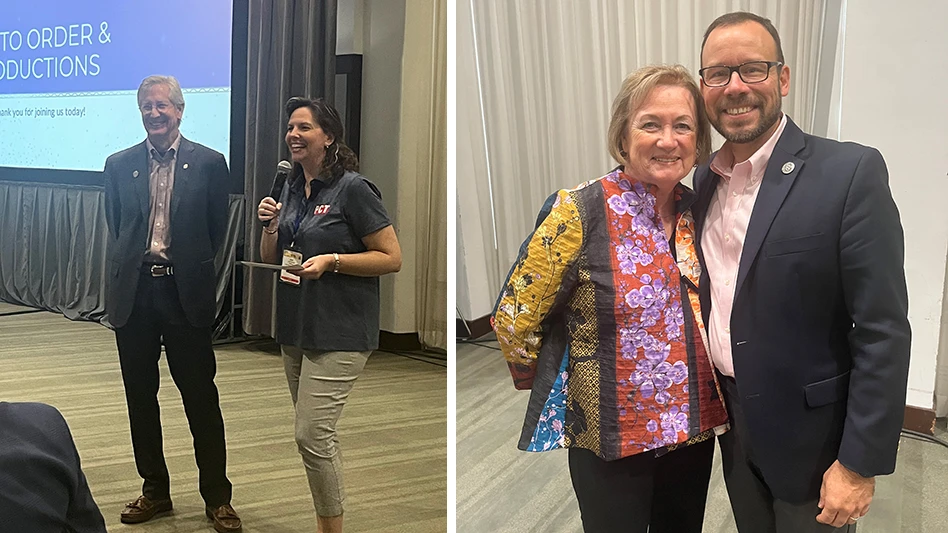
[493,65,728,532]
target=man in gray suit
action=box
[103,75,241,532]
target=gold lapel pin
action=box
[132,170,139,178]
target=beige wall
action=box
[346,0,411,332]
[336,0,363,55]
[336,0,443,337]
[838,0,948,409]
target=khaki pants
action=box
[282,346,370,517]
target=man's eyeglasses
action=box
[699,61,782,87]
[140,102,173,113]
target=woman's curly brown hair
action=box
[285,96,359,182]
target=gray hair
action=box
[137,75,185,112]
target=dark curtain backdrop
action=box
[0,183,108,321]
[0,181,243,326]
[242,0,337,338]
[0,0,337,334]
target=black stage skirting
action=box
[0,181,244,326]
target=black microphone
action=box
[262,160,293,227]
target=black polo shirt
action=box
[275,170,392,351]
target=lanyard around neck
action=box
[291,180,324,237]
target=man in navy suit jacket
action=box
[0,402,106,533]
[693,12,911,532]
[103,75,241,532]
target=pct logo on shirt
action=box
[313,204,331,215]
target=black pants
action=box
[568,438,714,533]
[114,272,232,507]
[718,374,854,533]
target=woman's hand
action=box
[257,197,282,227]
[298,254,333,279]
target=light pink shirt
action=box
[703,114,788,377]
[144,134,181,262]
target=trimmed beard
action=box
[714,100,782,144]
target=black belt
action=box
[142,263,174,277]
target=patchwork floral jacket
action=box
[492,169,728,461]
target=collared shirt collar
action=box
[146,133,182,162]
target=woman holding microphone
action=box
[257,97,401,533]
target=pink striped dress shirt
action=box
[702,114,788,377]
[144,135,181,263]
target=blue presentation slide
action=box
[0,0,232,172]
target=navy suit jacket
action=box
[0,402,106,533]
[103,136,229,328]
[692,117,911,503]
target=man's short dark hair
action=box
[700,12,785,66]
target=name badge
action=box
[313,204,331,215]
[280,248,303,285]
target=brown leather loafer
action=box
[206,503,242,532]
[120,495,173,523]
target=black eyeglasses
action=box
[699,61,783,87]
